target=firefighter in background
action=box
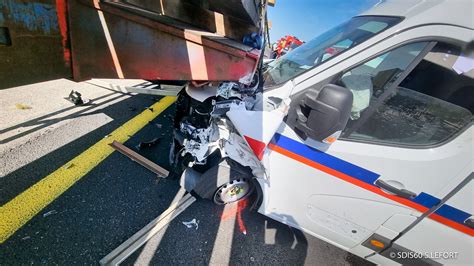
[271,35,304,58]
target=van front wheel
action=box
[213,178,254,205]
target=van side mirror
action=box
[286,84,353,143]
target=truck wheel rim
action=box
[213,178,252,205]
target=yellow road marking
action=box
[0,96,176,243]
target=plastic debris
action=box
[43,210,58,217]
[182,218,199,230]
[136,138,161,150]
[65,90,89,105]
[21,236,31,240]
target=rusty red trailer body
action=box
[0,0,72,89]
[0,0,263,89]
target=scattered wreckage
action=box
[171,75,282,204]
[103,0,474,265]
[164,1,474,265]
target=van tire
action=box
[192,158,254,203]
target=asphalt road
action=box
[0,88,372,265]
[123,199,369,266]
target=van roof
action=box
[361,0,473,30]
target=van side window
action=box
[338,42,473,147]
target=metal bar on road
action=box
[86,79,183,96]
[109,140,169,178]
[125,85,183,96]
[0,97,176,244]
[99,192,196,266]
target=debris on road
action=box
[100,193,196,265]
[42,210,58,218]
[15,103,32,110]
[109,140,169,178]
[65,90,89,106]
[136,138,161,150]
[182,218,199,230]
[63,163,75,169]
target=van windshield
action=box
[264,16,402,86]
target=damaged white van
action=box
[171,0,473,264]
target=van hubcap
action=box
[213,179,252,205]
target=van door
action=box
[363,43,474,265]
[261,40,473,252]
[368,176,473,265]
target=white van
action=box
[175,0,473,264]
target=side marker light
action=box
[370,239,385,249]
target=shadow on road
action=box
[0,94,182,264]
[123,198,311,265]
[0,92,372,265]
